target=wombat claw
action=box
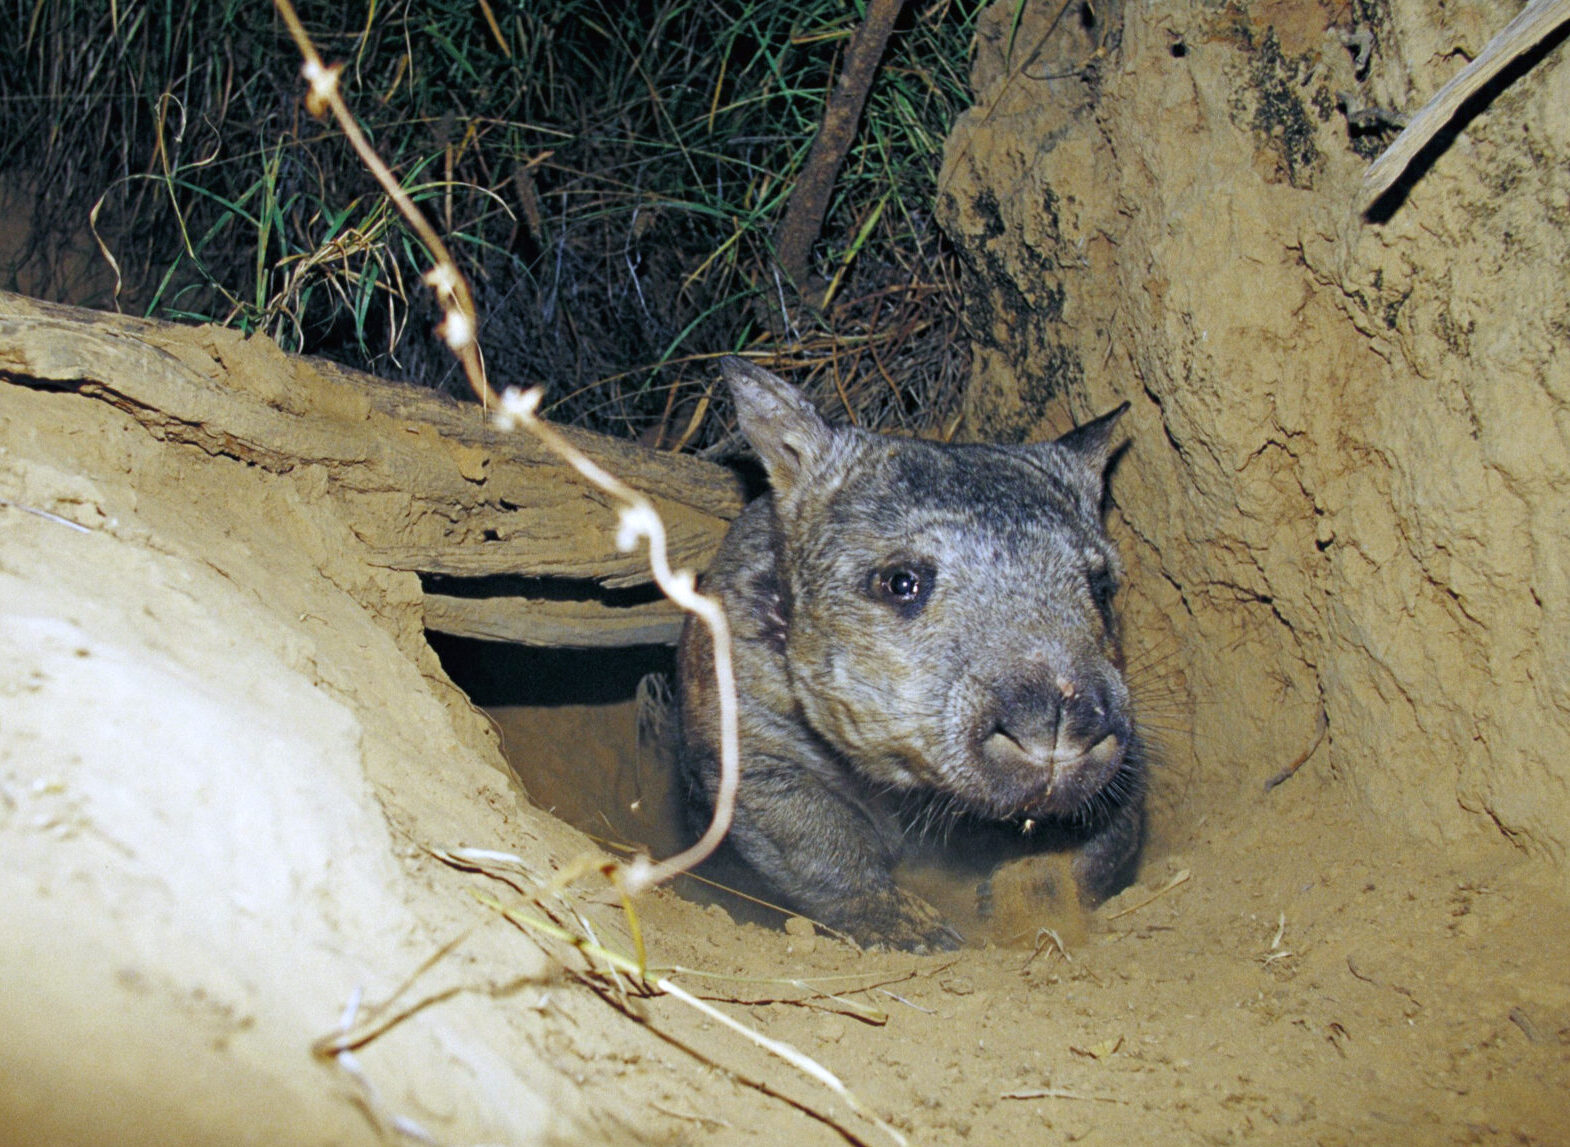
[872,889,965,954]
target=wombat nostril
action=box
[983,727,1058,773]
[984,693,1066,770]
[984,672,1124,773]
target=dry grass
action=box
[1,0,978,447]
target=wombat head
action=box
[723,356,1133,824]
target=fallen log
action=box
[0,292,744,647]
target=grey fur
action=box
[677,357,1144,951]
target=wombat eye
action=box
[872,563,933,614]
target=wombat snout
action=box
[980,668,1130,811]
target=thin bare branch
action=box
[272,0,741,890]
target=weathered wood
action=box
[423,593,684,647]
[1362,0,1570,209]
[0,292,744,646]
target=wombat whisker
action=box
[1122,632,1181,659]
[1128,674,1186,695]
[1068,798,1098,829]
[934,795,967,845]
[1074,778,1134,829]
[1124,631,1181,655]
[1125,678,1189,703]
[1129,695,1195,718]
[1122,650,1182,677]
[1128,708,1192,730]
[1132,698,1185,722]
[1123,672,1191,702]
[1123,656,1185,680]
[1129,699,1191,723]
[1131,723,1193,744]
[903,793,939,841]
[897,789,967,846]
[1127,669,1183,693]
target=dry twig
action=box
[1105,868,1192,921]
[1361,0,1570,208]
[271,0,740,895]
[1264,706,1329,791]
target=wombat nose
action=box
[982,675,1118,772]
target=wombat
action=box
[677,357,1144,951]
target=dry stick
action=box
[774,0,910,293]
[1361,0,1570,208]
[1104,868,1191,921]
[1263,706,1328,792]
[271,0,739,896]
[327,988,439,1143]
[478,894,909,1147]
[313,929,475,1057]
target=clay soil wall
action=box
[939,0,1570,881]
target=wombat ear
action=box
[719,356,838,495]
[1046,402,1129,509]
[1052,402,1129,473]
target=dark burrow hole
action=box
[427,630,1111,947]
[426,631,789,928]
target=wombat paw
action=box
[865,889,965,954]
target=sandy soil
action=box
[3,304,1567,1145]
[495,688,1570,1146]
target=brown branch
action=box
[774,0,910,295]
[271,0,746,888]
[1361,0,1570,210]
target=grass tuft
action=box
[1,0,978,446]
